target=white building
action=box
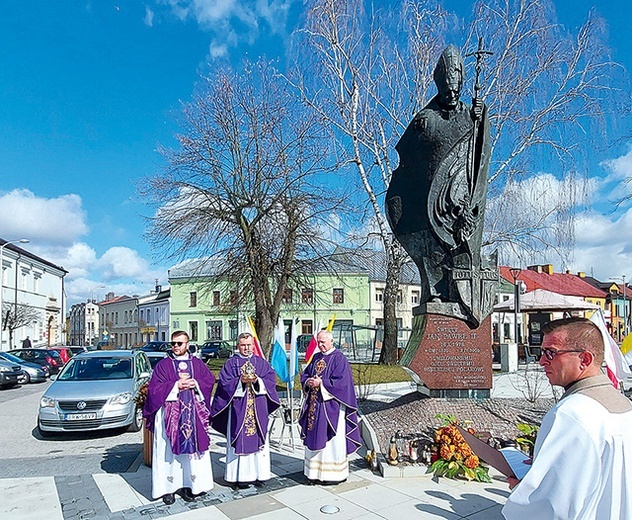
[67,301,100,346]
[138,285,170,344]
[0,239,67,350]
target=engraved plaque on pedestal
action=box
[400,311,492,398]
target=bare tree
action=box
[289,0,622,364]
[143,59,336,354]
[469,0,623,265]
[2,303,41,349]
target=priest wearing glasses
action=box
[503,317,632,519]
[143,330,215,505]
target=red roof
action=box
[499,266,607,299]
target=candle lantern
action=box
[409,439,420,462]
[387,436,399,465]
[395,430,405,462]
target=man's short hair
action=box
[542,317,604,365]
[238,332,253,341]
[317,330,333,342]
[171,330,190,341]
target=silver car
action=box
[0,352,48,383]
[37,350,151,436]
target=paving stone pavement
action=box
[0,367,553,519]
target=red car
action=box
[48,346,73,364]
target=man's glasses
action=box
[171,341,188,347]
[540,348,584,361]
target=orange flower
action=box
[464,454,479,469]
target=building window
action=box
[301,288,314,304]
[213,291,221,306]
[189,321,199,341]
[189,291,197,307]
[282,288,293,304]
[229,320,238,340]
[411,291,419,305]
[302,320,313,335]
[375,289,384,303]
[206,320,222,340]
[230,291,238,307]
[333,288,344,304]
[397,291,402,304]
[397,317,403,337]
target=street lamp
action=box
[509,267,522,347]
[0,239,30,351]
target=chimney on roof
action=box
[542,264,553,275]
[527,265,543,274]
[577,272,585,278]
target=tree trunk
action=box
[380,240,403,365]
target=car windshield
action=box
[58,357,133,381]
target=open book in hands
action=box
[456,425,531,480]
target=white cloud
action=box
[97,246,151,280]
[0,189,88,245]
[601,145,632,184]
[568,207,632,280]
[209,41,228,58]
[144,6,155,26]
[163,0,293,57]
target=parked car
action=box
[200,340,233,361]
[0,357,23,389]
[145,351,169,369]
[139,341,171,353]
[48,346,74,364]
[9,348,63,375]
[37,350,152,436]
[0,352,49,383]
[67,346,89,356]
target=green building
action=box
[168,249,421,353]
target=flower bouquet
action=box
[428,414,491,483]
[134,382,149,406]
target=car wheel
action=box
[20,372,31,384]
[128,406,143,432]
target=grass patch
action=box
[205,358,411,390]
[351,363,410,384]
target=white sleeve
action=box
[502,400,600,519]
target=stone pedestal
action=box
[399,312,492,398]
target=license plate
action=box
[65,413,97,421]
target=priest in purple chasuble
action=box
[298,330,362,484]
[210,332,281,488]
[143,331,215,505]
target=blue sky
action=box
[0,0,631,306]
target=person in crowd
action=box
[143,330,215,505]
[298,330,362,484]
[210,332,280,489]
[21,336,32,349]
[503,317,632,519]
